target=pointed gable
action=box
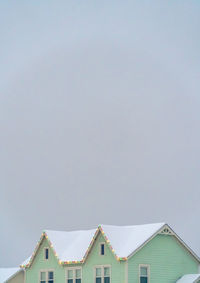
[45,229,96,262]
[100,222,165,258]
[21,222,200,268]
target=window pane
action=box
[140,277,148,283]
[104,268,110,277]
[45,249,49,259]
[104,278,110,283]
[68,279,73,283]
[41,281,46,283]
[96,268,101,277]
[48,272,54,280]
[41,272,46,280]
[48,281,53,283]
[96,278,101,283]
[68,270,73,279]
[76,279,81,283]
[101,244,105,255]
[76,269,81,278]
[140,267,148,276]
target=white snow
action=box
[0,268,21,283]
[176,274,200,283]
[22,223,165,265]
[101,223,165,257]
[45,228,97,261]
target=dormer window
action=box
[100,243,105,255]
[44,248,49,260]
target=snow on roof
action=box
[176,274,200,283]
[0,268,21,283]
[45,228,97,261]
[101,222,165,257]
[46,223,165,260]
[22,222,166,267]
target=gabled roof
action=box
[176,274,200,283]
[21,228,97,267]
[0,268,22,283]
[21,222,200,268]
[44,228,97,262]
[100,223,165,258]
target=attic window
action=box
[44,248,49,260]
[100,243,105,255]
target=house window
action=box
[44,248,49,260]
[95,266,110,283]
[100,243,105,255]
[139,265,149,283]
[66,268,82,283]
[75,269,81,283]
[40,271,54,283]
[40,272,46,283]
[48,271,54,283]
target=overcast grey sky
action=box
[1,0,200,267]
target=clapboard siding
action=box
[83,233,126,283]
[25,238,66,283]
[128,234,199,283]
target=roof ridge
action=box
[43,222,166,234]
[44,227,97,233]
[100,222,166,228]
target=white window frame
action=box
[39,269,55,283]
[44,247,49,260]
[99,242,105,256]
[66,267,82,283]
[139,264,150,283]
[94,265,111,283]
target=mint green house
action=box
[19,223,200,283]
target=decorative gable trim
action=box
[159,226,174,235]
[127,224,200,263]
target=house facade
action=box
[2,223,199,283]
[18,223,200,283]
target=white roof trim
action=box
[128,224,200,263]
[165,224,200,263]
[176,274,200,283]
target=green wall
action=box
[25,232,199,283]
[83,232,126,283]
[25,232,125,283]
[128,234,199,283]
[25,238,66,283]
